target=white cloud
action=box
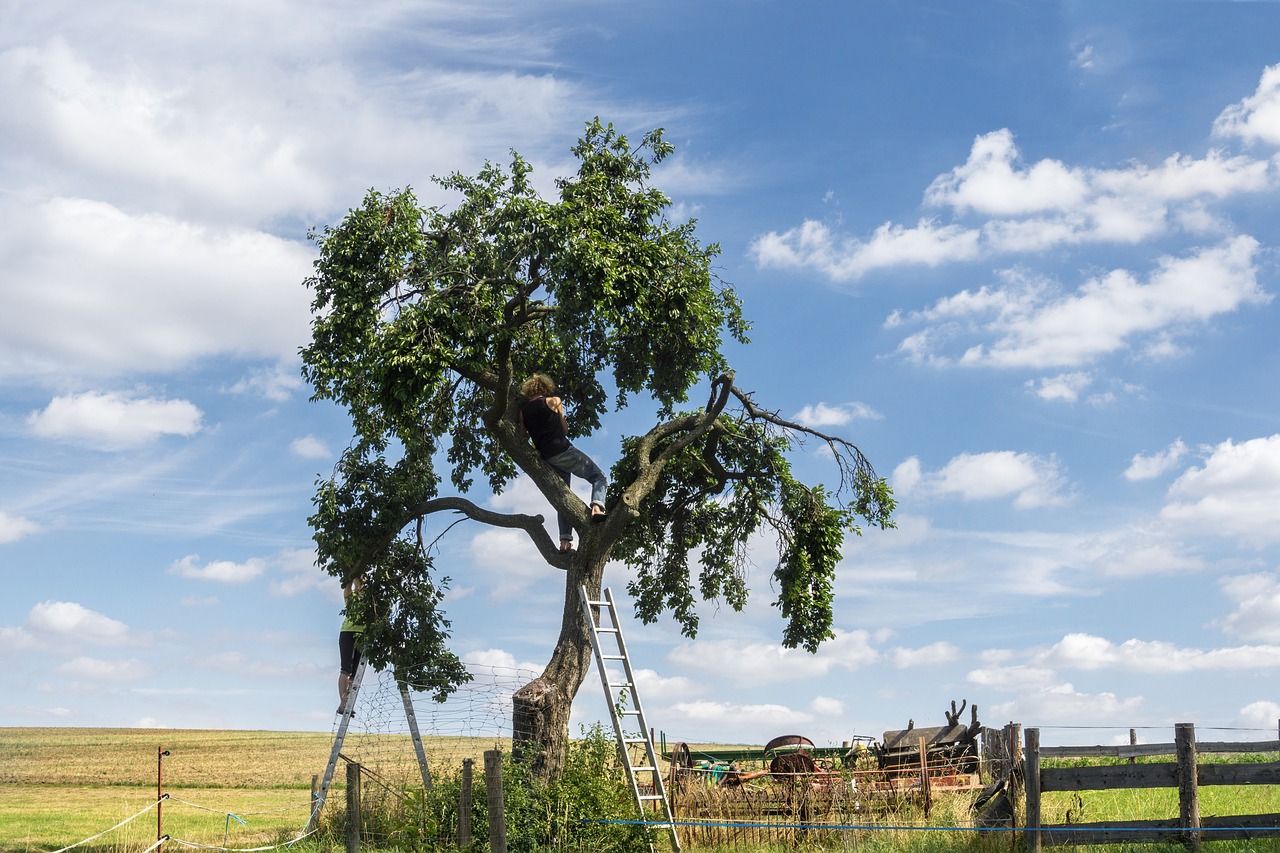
[1125,439,1188,481]
[1219,572,1280,643]
[667,628,880,686]
[925,129,1090,216]
[290,435,332,460]
[914,450,1072,509]
[1238,700,1280,729]
[229,362,304,402]
[28,390,203,450]
[55,656,152,681]
[892,642,962,668]
[890,457,922,495]
[988,682,1144,726]
[1028,371,1092,403]
[749,218,981,281]
[0,511,41,543]
[1040,632,1280,673]
[1161,435,1280,544]
[670,699,814,728]
[1214,63,1280,145]
[753,125,1277,283]
[267,548,332,598]
[169,554,266,583]
[1,198,316,381]
[894,238,1267,369]
[791,402,882,428]
[25,601,131,644]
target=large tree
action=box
[301,119,895,777]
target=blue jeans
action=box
[546,446,608,540]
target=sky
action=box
[3,0,1280,753]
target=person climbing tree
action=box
[519,373,608,552]
[301,118,895,778]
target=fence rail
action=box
[1024,723,1280,851]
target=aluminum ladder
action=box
[308,663,432,832]
[579,586,681,852]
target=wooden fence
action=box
[1023,723,1280,851]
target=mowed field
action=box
[0,727,513,851]
[0,727,760,852]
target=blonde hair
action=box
[521,374,556,398]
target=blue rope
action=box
[582,818,1280,834]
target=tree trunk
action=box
[511,554,605,779]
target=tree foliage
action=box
[301,118,894,701]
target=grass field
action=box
[2,728,1277,853]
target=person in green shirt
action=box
[337,576,364,715]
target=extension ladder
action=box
[579,586,681,852]
[308,662,432,831]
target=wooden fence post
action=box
[918,736,932,817]
[1024,727,1041,853]
[1129,729,1137,764]
[484,749,507,853]
[346,762,362,853]
[1175,723,1201,853]
[459,758,473,849]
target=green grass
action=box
[2,728,1277,852]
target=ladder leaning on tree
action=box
[579,586,681,852]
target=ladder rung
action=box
[608,682,634,689]
[619,709,641,716]
[632,766,657,773]
[587,599,610,606]
[596,628,620,633]
[601,654,625,660]
[623,737,649,744]
[638,794,664,801]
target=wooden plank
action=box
[1039,818,1181,847]
[1196,739,1280,754]
[1040,816,1280,847]
[1041,739,1280,760]
[1199,761,1280,786]
[1040,762,1178,791]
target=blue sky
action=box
[3,0,1280,749]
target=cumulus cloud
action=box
[1028,372,1092,403]
[1039,632,1280,672]
[988,682,1144,726]
[750,217,981,281]
[289,435,332,460]
[1219,572,1280,643]
[55,656,152,681]
[267,548,332,598]
[23,601,131,645]
[1,198,317,381]
[903,450,1072,509]
[892,641,962,668]
[791,401,883,428]
[896,238,1267,369]
[1125,440,1188,481]
[0,511,41,543]
[28,390,203,450]
[1161,434,1280,544]
[169,554,266,583]
[750,126,1277,283]
[1214,63,1280,145]
[667,628,880,686]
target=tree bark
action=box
[511,553,606,778]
